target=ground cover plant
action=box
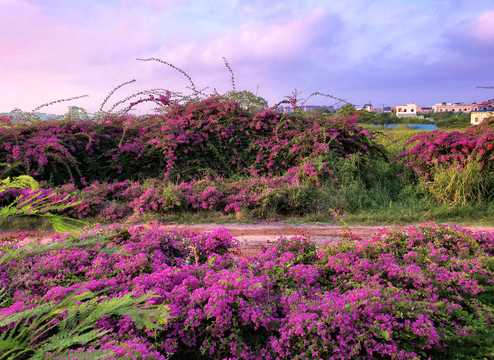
[1,222,493,359]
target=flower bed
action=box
[1,222,492,359]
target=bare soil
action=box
[2,221,494,257]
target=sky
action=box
[1,0,494,114]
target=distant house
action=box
[396,103,417,118]
[382,107,395,114]
[362,104,373,112]
[418,106,433,113]
[471,110,494,125]
[432,102,478,113]
[470,99,494,125]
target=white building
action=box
[433,102,478,113]
[471,110,494,125]
[396,103,418,118]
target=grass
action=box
[286,202,494,227]
[5,201,491,231]
[0,216,55,232]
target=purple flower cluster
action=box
[1,222,492,359]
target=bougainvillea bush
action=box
[1,222,492,359]
[0,95,384,187]
[0,95,393,220]
[395,124,494,205]
[0,175,329,223]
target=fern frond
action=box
[41,213,86,234]
[0,176,39,191]
[52,349,117,360]
[0,177,85,233]
[0,289,167,360]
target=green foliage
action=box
[421,160,494,206]
[337,104,357,117]
[432,111,471,128]
[0,289,168,360]
[374,112,399,124]
[355,109,378,123]
[221,90,268,111]
[0,176,39,191]
[0,176,85,233]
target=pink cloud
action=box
[0,1,166,112]
[160,8,334,67]
[470,10,494,45]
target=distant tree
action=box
[222,90,268,111]
[338,104,357,117]
[315,107,335,115]
[355,109,378,123]
[375,112,398,124]
[435,112,470,128]
[431,111,456,121]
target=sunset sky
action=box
[1,0,494,114]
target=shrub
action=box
[1,222,492,359]
[395,126,494,205]
[0,96,385,188]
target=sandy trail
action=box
[2,221,493,257]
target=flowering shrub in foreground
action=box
[1,222,493,359]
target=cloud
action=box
[154,8,341,67]
[470,10,494,45]
[1,0,493,113]
[0,0,168,112]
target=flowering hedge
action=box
[0,175,328,222]
[394,125,494,204]
[1,222,492,359]
[395,125,494,176]
[0,96,384,187]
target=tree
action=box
[356,109,378,123]
[222,90,268,111]
[337,104,357,117]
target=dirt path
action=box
[153,222,494,256]
[2,221,493,257]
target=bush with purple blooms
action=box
[1,222,492,359]
[394,124,494,205]
[0,175,327,222]
[0,95,391,220]
[0,95,384,187]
